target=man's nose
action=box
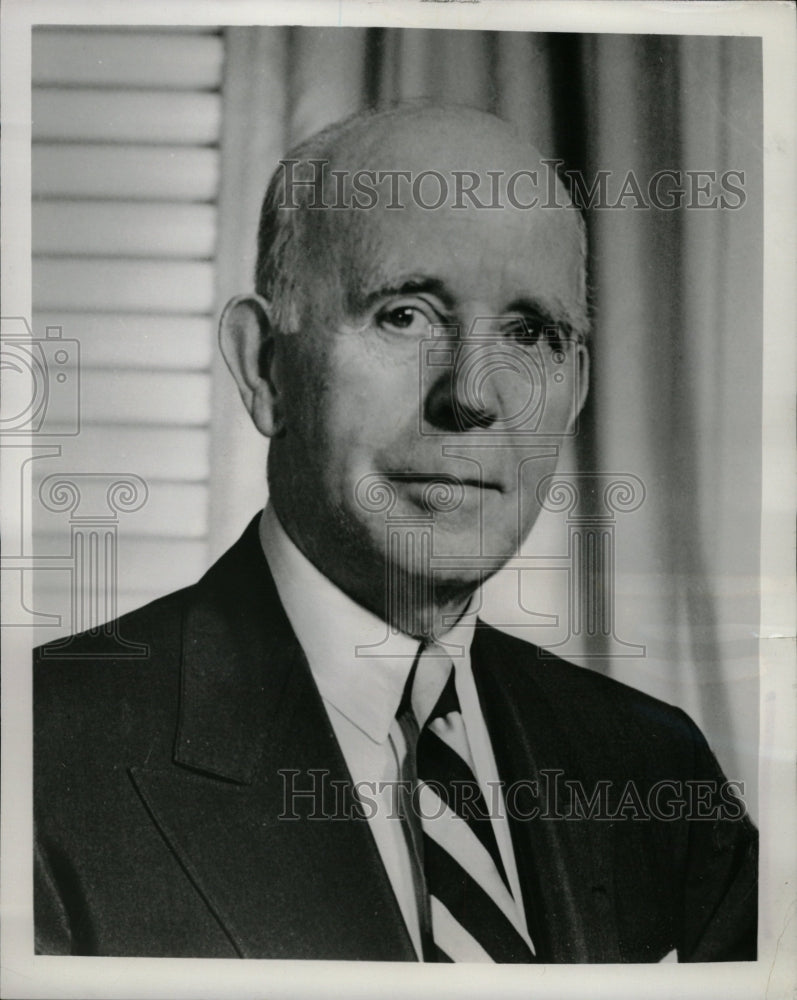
[423,319,539,433]
[424,353,498,431]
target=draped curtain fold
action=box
[210,28,761,804]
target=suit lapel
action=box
[472,625,622,963]
[132,518,416,960]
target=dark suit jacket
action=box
[34,516,757,961]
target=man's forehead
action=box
[345,206,581,298]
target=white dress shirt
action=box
[259,504,530,959]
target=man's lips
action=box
[384,472,505,492]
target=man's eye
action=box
[502,315,563,348]
[376,304,432,334]
[501,317,537,341]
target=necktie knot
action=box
[409,642,457,730]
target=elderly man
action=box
[34,104,756,963]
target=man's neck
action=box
[382,567,475,642]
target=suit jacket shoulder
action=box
[474,622,703,773]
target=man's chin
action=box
[334,505,520,600]
[385,525,518,593]
[429,518,521,563]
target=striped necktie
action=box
[400,644,535,963]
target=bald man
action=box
[34,105,757,963]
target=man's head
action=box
[221,104,589,632]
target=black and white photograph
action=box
[1,1,794,998]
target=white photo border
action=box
[2,1,795,998]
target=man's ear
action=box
[573,342,590,422]
[219,294,284,438]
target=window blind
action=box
[32,27,224,642]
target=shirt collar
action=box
[259,504,477,745]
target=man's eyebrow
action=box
[356,276,457,313]
[504,297,561,325]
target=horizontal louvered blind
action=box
[32,27,224,642]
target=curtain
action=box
[211,28,762,805]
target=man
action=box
[34,104,757,962]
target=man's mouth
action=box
[381,473,507,518]
[385,472,504,492]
